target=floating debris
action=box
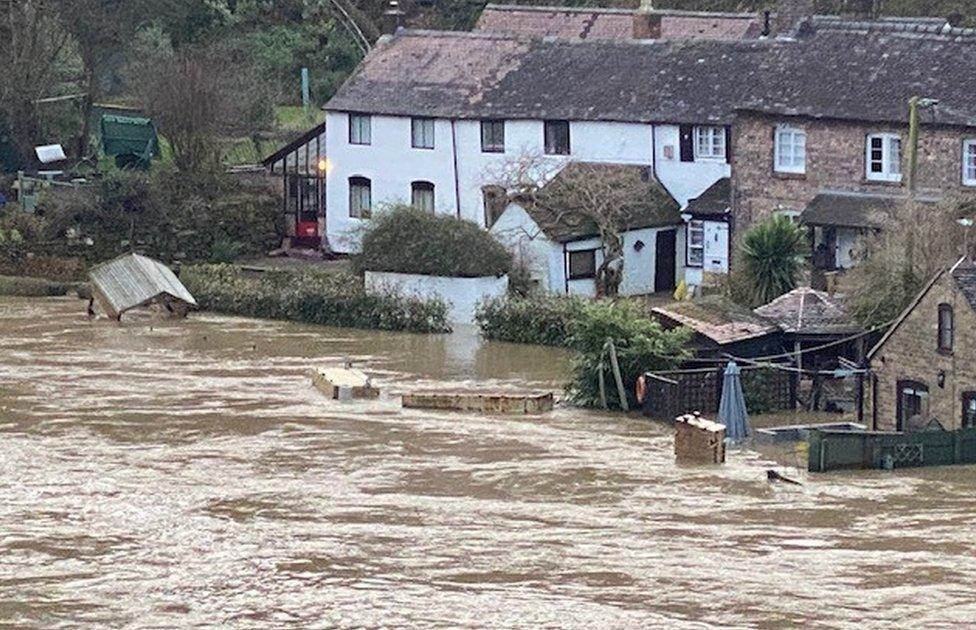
[312,366,380,401]
[402,389,554,414]
[89,253,196,321]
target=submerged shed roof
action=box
[89,253,197,316]
[653,296,780,346]
[754,287,860,336]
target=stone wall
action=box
[870,270,976,431]
[731,111,976,230]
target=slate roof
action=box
[653,296,780,346]
[327,28,976,128]
[520,162,681,242]
[800,192,903,229]
[474,4,760,41]
[754,287,860,335]
[475,4,634,40]
[685,177,731,218]
[952,262,976,311]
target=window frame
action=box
[938,303,954,354]
[896,379,930,432]
[686,220,705,268]
[774,124,807,174]
[348,114,371,145]
[481,120,505,153]
[544,120,571,156]
[482,185,507,228]
[348,176,372,219]
[411,117,435,150]
[865,133,902,182]
[693,125,726,162]
[567,248,597,281]
[962,391,976,429]
[410,180,435,213]
[963,139,976,187]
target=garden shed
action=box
[100,114,159,169]
[89,253,196,320]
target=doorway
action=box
[654,229,677,293]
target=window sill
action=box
[862,178,903,187]
[482,148,505,154]
[349,142,370,146]
[545,151,571,157]
[938,348,954,357]
[694,156,726,163]
[772,170,806,180]
[411,146,435,151]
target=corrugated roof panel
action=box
[89,253,196,315]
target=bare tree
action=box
[139,45,273,173]
[0,0,75,164]
[847,195,976,327]
[490,154,675,297]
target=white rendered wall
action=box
[364,271,509,326]
[324,112,731,253]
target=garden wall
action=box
[365,271,508,325]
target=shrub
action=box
[475,294,586,346]
[567,300,691,409]
[182,264,451,334]
[731,215,807,308]
[0,274,77,297]
[356,205,512,278]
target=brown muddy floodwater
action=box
[1,297,975,629]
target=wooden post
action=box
[607,339,629,412]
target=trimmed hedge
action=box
[475,294,586,347]
[182,264,451,334]
[356,205,511,278]
[0,274,77,297]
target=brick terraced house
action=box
[730,20,976,274]
[869,259,976,432]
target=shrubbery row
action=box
[0,274,78,297]
[476,295,691,408]
[181,264,451,334]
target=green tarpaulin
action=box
[100,114,158,168]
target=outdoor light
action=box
[938,370,947,389]
[317,158,331,175]
[634,240,646,252]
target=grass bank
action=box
[182,264,451,334]
[0,275,79,297]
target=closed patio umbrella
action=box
[719,361,751,441]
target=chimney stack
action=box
[772,0,814,37]
[633,0,662,39]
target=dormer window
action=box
[866,133,902,182]
[938,303,954,354]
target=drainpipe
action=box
[451,119,462,219]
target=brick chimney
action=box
[633,0,662,39]
[772,0,814,37]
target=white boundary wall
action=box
[364,271,509,325]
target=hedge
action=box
[0,274,78,297]
[181,264,451,334]
[475,294,586,347]
[476,295,692,409]
[356,205,511,278]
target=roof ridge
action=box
[483,3,634,16]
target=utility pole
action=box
[906,96,939,197]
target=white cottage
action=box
[490,162,683,297]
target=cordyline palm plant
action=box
[738,215,807,307]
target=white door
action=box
[703,222,729,273]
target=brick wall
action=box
[731,111,976,230]
[870,271,976,431]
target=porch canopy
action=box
[799,192,903,230]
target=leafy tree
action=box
[732,214,807,308]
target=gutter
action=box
[451,119,462,219]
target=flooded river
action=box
[1,297,975,628]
